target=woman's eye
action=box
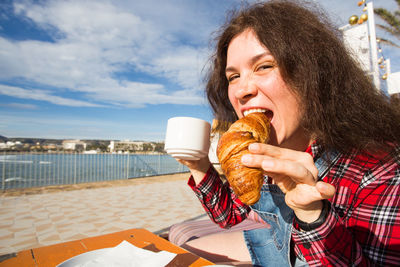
[257,64,272,71]
[227,74,239,82]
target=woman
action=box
[179,0,400,266]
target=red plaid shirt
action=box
[188,142,400,266]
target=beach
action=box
[0,172,207,256]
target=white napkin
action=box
[80,240,177,267]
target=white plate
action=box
[56,248,111,267]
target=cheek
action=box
[281,94,303,132]
[260,78,302,124]
[228,89,239,111]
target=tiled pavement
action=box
[0,173,207,256]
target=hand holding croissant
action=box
[217,112,270,205]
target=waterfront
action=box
[1,153,187,190]
[0,172,206,256]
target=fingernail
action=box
[317,181,328,192]
[249,143,258,151]
[241,154,251,164]
[262,160,274,169]
[318,182,327,190]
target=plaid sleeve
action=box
[188,166,250,228]
[292,204,369,266]
[292,154,400,266]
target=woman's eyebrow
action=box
[249,52,270,65]
[225,66,237,73]
[225,52,270,74]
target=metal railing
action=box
[0,152,188,190]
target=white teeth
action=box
[243,108,267,117]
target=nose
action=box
[234,76,257,101]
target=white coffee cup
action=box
[164,117,211,160]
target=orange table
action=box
[0,228,214,266]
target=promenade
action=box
[0,172,207,256]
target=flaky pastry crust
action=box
[217,112,270,205]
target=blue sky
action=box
[1,0,399,141]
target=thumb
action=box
[316,181,335,199]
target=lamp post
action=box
[367,1,380,90]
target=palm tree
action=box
[374,0,400,48]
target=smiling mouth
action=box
[243,108,273,120]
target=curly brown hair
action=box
[206,0,400,153]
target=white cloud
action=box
[0,84,102,107]
[135,45,208,91]
[0,0,210,108]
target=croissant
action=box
[217,112,270,205]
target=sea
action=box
[0,153,187,190]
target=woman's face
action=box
[226,29,311,151]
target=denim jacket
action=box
[243,151,339,266]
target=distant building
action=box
[0,141,22,150]
[108,140,145,152]
[62,140,87,151]
[42,144,58,151]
